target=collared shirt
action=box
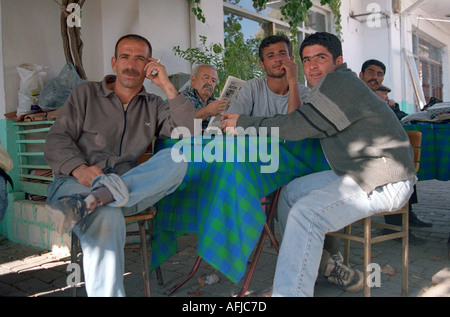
[182,87,216,129]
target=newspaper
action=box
[205,76,245,133]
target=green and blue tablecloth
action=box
[403,123,450,181]
[151,136,329,283]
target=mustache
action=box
[122,68,140,77]
[202,84,213,91]
[368,79,379,85]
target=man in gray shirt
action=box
[229,34,358,293]
[227,34,310,117]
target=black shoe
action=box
[409,231,427,245]
[409,212,433,228]
[46,194,90,235]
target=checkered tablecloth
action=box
[151,136,329,283]
[403,123,450,181]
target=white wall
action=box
[0,0,103,116]
[341,0,400,98]
[341,0,450,113]
[0,0,219,116]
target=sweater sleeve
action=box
[236,65,375,141]
[155,93,198,139]
[236,108,331,141]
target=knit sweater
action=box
[237,63,416,193]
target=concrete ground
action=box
[0,179,449,299]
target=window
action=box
[223,0,330,41]
[223,0,332,82]
[412,34,444,102]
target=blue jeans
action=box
[47,148,187,296]
[273,170,416,297]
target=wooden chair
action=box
[71,207,163,297]
[71,144,163,297]
[327,130,422,297]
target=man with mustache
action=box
[361,60,431,240]
[359,59,386,91]
[227,34,310,117]
[182,64,227,129]
[44,34,197,296]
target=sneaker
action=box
[46,194,95,235]
[323,259,364,292]
[331,251,344,263]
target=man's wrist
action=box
[71,164,88,177]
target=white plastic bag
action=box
[16,63,49,117]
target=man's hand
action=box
[144,57,179,99]
[220,113,241,135]
[281,59,299,84]
[206,100,227,116]
[282,58,302,113]
[196,100,228,121]
[71,164,103,187]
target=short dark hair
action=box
[361,59,386,74]
[114,34,152,58]
[259,34,293,61]
[299,32,342,62]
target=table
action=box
[403,123,450,181]
[151,136,329,283]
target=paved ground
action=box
[0,179,449,298]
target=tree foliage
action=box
[177,0,342,92]
[252,0,342,40]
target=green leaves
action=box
[252,0,342,39]
[187,0,206,23]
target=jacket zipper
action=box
[118,96,135,157]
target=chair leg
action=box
[447,233,450,260]
[237,189,280,297]
[401,210,409,295]
[343,225,351,266]
[237,223,271,297]
[145,218,164,286]
[138,219,151,297]
[71,233,79,297]
[155,266,163,286]
[363,217,371,297]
